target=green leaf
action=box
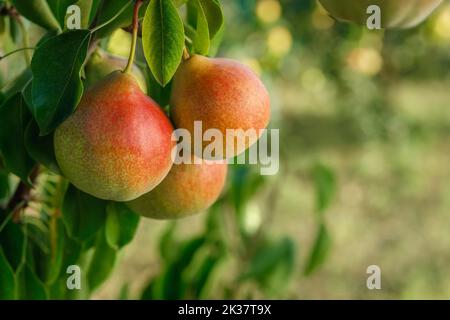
[93,0,136,39]
[0,16,5,35]
[45,219,66,284]
[87,227,116,291]
[304,223,331,276]
[11,0,60,30]
[62,184,107,242]
[16,264,48,299]
[0,93,35,185]
[240,237,295,293]
[142,0,185,86]
[8,16,21,43]
[160,237,206,299]
[24,119,61,174]
[191,0,210,55]
[159,222,177,262]
[1,68,32,100]
[313,162,337,214]
[0,248,15,299]
[105,202,140,250]
[31,30,91,135]
[196,0,223,39]
[46,0,78,27]
[0,221,24,271]
[173,0,188,7]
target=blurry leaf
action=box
[16,264,48,299]
[208,19,224,56]
[313,162,336,214]
[0,171,11,205]
[11,0,60,30]
[191,252,222,298]
[0,93,35,185]
[240,237,295,293]
[142,0,185,86]
[159,222,177,262]
[198,0,223,39]
[191,0,210,55]
[105,202,140,250]
[0,248,15,299]
[230,165,266,216]
[1,68,32,100]
[62,184,107,242]
[0,16,5,35]
[31,30,91,135]
[9,17,21,43]
[24,119,61,174]
[119,283,129,300]
[304,223,331,276]
[160,237,206,299]
[0,221,24,270]
[173,0,188,7]
[46,0,77,27]
[45,219,66,284]
[87,227,116,291]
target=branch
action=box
[6,166,40,223]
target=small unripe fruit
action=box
[127,158,228,219]
[318,0,443,29]
[170,55,270,159]
[54,71,174,201]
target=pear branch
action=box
[124,0,144,74]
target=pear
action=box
[84,50,147,92]
[170,55,270,159]
[127,158,227,219]
[54,71,174,201]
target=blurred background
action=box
[2,0,450,299]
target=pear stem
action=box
[182,47,191,61]
[124,0,143,74]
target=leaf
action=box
[45,219,66,284]
[0,248,15,299]
[87,227,116,291]
[313,162,337,214]
[1,68,32,100]
[160,237,206,299]
[9,16,21,43]
[197,0,223,39]
[24,119,61,174]
[62,184,107,242]
[240,237,295,293]
[0,221,24,271]
[0,93,35,185]
[142,0,185,86]
[16,264,48,299]
[31,30,91,135]
[173,0,188,7]
[304,223,331,276]
[46,0,77,27]
[191,252,222,298]
[105,202,140,250]
[11,0,60,30]
[93,0,141,39]
[191,0,210,55]
[159,222,177,262]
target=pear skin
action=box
[54,71,174,201]
[170,55,270,159]
[127,158,227,219]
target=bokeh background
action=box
[2,0,450,299]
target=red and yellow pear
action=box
[127,157,228,219]
[170,54,270,159]
[54,71,174,201]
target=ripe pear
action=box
[54,71,175,201]
[84,50,147,92]
[170,55,270,159]
[319,0,443,29]
[127,158,228,219]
